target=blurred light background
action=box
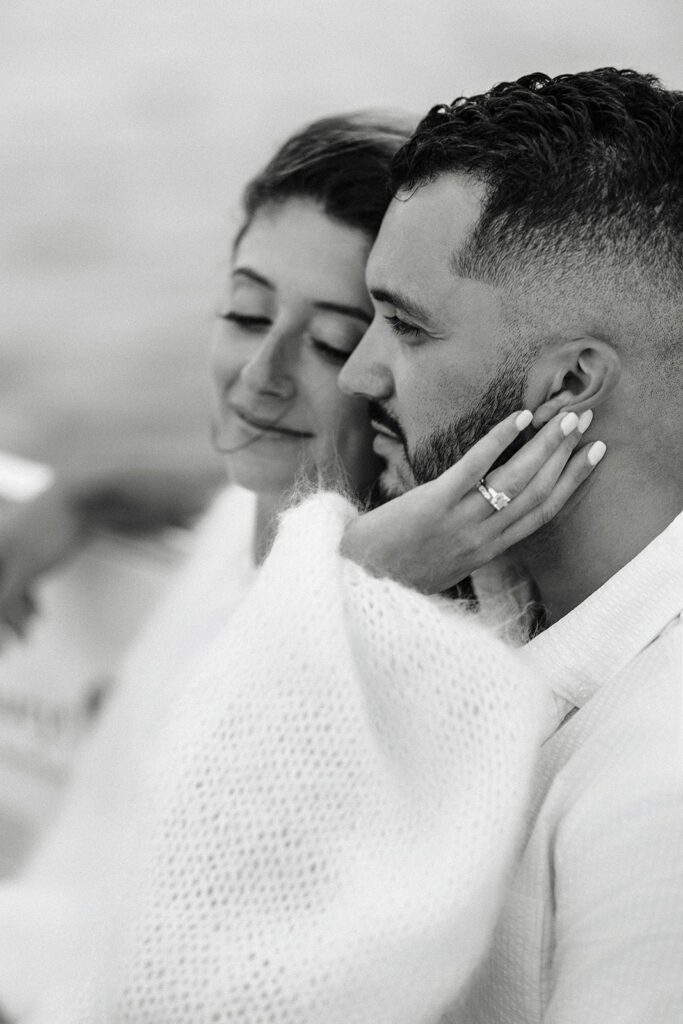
[2,0,682,479]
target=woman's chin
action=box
[223,446,301,496]
[218,432,382,500]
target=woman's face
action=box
[211,199,381,495]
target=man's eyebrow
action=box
[232,267,274,289]
[369,288,432,324]
[313,301,372,325]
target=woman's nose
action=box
[240,332,296,399]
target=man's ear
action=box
[527,338,622,428]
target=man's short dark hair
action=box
[390,69,682,290]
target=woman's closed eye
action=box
[310,337,353,364]
[219,311,271,332]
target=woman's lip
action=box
[230,405,314,438]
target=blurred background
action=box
[1,0,682,871]
[2,0,682,480]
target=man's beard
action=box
[376,349,533,495]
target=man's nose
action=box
[241,330,296,399]
[338,324,393,400]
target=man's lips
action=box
[229,404,314,438]
[367,401,406,445]
[370,418,401,440]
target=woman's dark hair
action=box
[236,110,416,246]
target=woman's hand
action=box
[0,465,223,639]
[341,408,606,594]
[0,482,85,637]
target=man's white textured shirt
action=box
[451,512,683,1023]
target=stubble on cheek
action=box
[408,347,534,485]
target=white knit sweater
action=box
[0,485,257,1022]
[4,491,562,1023]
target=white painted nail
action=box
[577,409,594,434]
[587,440,607,466]
[560,412,579,436]
[515,409,533,430]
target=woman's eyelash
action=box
[220,311,270,329]
[311,338,348,363]
[219,316,349,363]
[384,314,420,337]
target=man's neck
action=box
[517,478,680,626]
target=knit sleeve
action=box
[0,485,256,1023]
[545,630,683,1024]
[102,492,558,1024]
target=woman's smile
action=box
[229,402,315,440]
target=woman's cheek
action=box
[320,374,351,432]
[330,395,379,485]
[210,332,247,398]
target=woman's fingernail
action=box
[577,409,594,434]
[515,409,533,430]
[560,412,579,436]
[587,440,607,465]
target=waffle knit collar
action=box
[523,511,683,708]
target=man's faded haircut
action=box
[390,70,683,380]
[390,69,682,286]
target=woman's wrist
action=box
[339,514,386,577]
[340,509,436,591]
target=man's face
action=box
[338,174,532,496]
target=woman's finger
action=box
[436,409,534,498]
[483,408,593,506]
[486,440,607,554]
[480,415,590,532]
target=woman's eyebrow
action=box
[232,267,274,289]
[370,287,432,325]
[313,301,372,325]
[230,272,370,324]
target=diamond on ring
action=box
[476,477,512,511]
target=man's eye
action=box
[384,314,420,337]
[219,311,271,331]
[311,338,349,364]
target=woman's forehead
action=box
[234,199,372,305]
